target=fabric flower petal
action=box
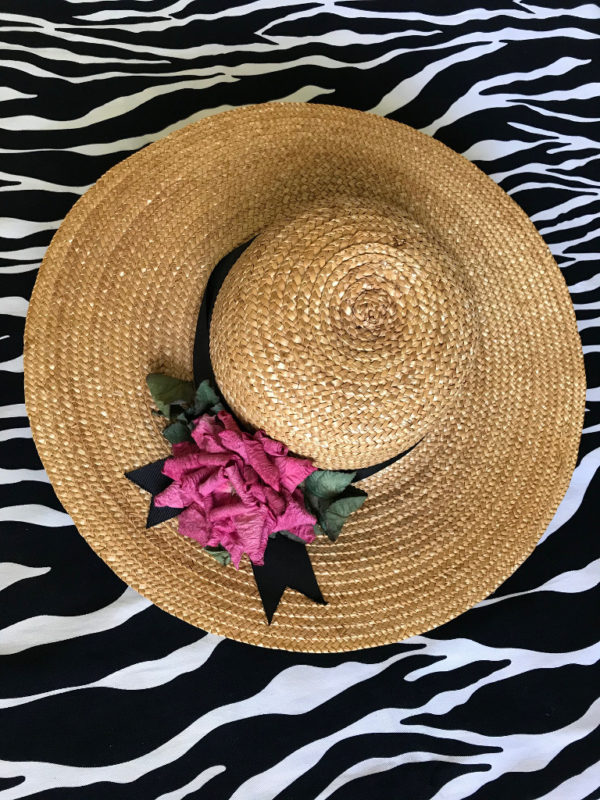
[260,485,284,517]
[243,439,281,491]
[163,409,318,567]
[232,507,274,567]
[195,468,230,498]
[154,480,187,509]
[254,430,287,457]
[287,524,317,545]
[218,429,249,460]
[192,413,223,438]
[217,410,243,432]
[171,440,198,458]
[276,455,317,492]
[163,451,232,481]
[224,462,255,506]
[178,504,210,544]
[276,490,317,534]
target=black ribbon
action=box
[127,240,419,623]
[125,459,182,528]
[252,536,326,623]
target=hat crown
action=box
[211,199,477,469]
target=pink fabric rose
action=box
[154,411,317,568]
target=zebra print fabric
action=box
[1,2,598,798]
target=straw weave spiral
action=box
[211,199,476,468]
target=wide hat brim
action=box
[24,103,585,652]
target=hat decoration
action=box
[126,240,412,622]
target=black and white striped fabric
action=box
[1,2,598,798]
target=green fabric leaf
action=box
[204,545,231,566]
[301,471,368,542]
[302,489,320,517]
[192,380,220,416]
[153,400,171,417]
[320,487,367,541]
[304,469,356,499]
[162,421,191,444]
[147,374,195,415]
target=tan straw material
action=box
[211,199,477,469]
[24,103,585,652]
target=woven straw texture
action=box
[211,199,477,469]
[24,103,585,652]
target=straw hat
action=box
[24,103,585,652]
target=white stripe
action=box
[0,263,39,274]
[0,403,26,419]
[267,2,600,25]
[463,136,552,163]
[155,767,226,800]
[404,636,599,686]
[0,587,150,656]
[28,84,336,157]
[573,299,600,310]
[0,563,50,593]
[0,246,47,260]
[478,558,600,607]
[0,88,35,102]
[315,752,489,800]
[1,76,239,131]
[370,41,504,117]
[569,271,600,293]
[0,635,597,798]
[539,211,599,239]
[507,179,597,196]
[0,296,28,317]
[0,504,72,527]
[0,355,23,373]
[578,316,600,332]
[235,633,600,800]
[76,0,316,23]
[0,648,418,796]
[421,57,589,137]
[540,448,600,541]
[550,227,600,260]
[231,692,600,800]
[0,218,60,238]
[0,42,169,66]
[530,760,600,800]
[531,192,600,224]
[0,635,223,708]
[0,171,90,194]
[421,698,600,800]
[0,467,50,485]
[0,427,32,442]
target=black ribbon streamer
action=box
[125,459,182,528]
[127,241,419,623]
[252,537,326,623]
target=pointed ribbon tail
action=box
[125,459,183,528]
[251,536,327,624]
